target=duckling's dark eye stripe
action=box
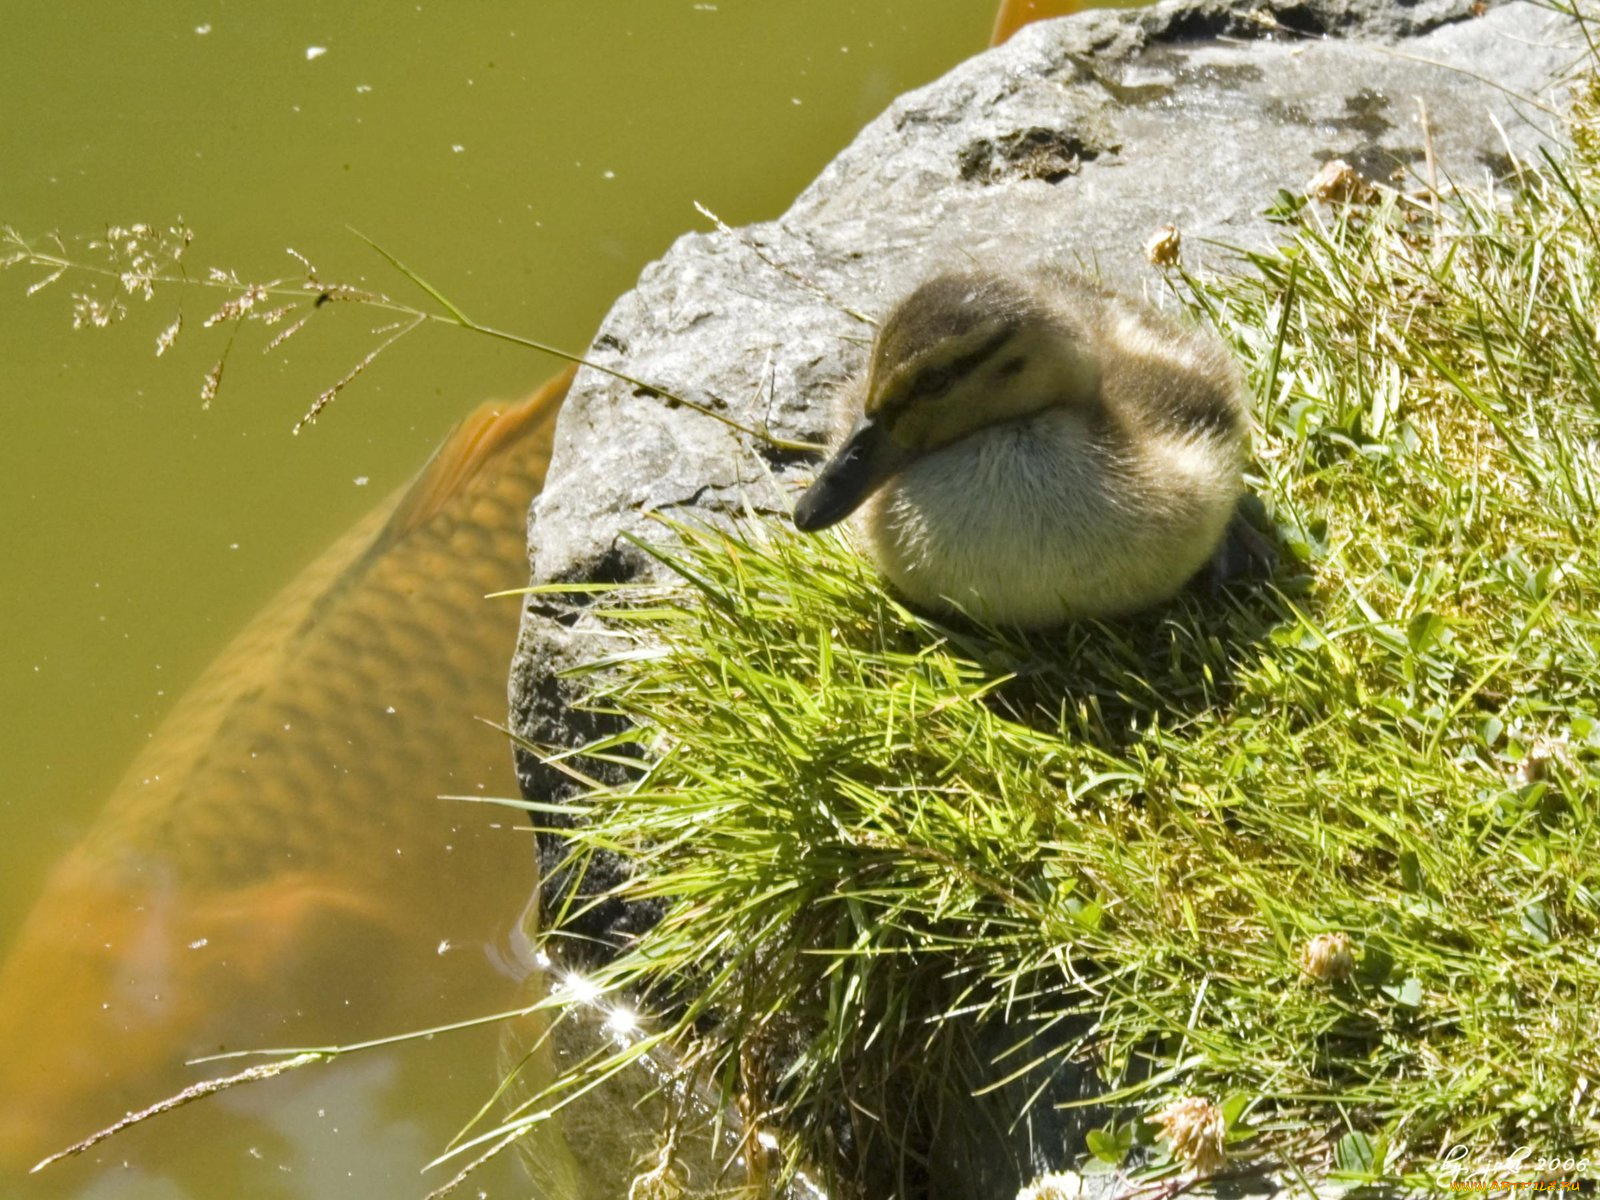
[884,325,1017,414]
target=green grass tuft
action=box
[515,67,1600,1199]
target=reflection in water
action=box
[497,958,829,1200]
[0,370,572,1197]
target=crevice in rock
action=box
[958,126,1110,185]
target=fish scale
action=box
[85,392,560,886]
[0,368,573,1175]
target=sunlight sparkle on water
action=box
[602,1005,638,1038]
[558,971,601,1005]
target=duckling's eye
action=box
[913,365,954,398]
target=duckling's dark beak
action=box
[793,415,910,532]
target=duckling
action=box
[793,266,1250,629]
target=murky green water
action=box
[0,3,1122,1196]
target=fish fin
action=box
[189,874,405,983]
[384,364,575,540]
[989,0,1084,46]
[198,874,395,927]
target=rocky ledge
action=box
[512,0,1572,933]
[508,0,1573,1188]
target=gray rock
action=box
[508,0,1575,1190]
[512,0,1573,936]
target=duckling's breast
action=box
[854,409,1241,627]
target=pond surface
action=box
[0,3,1133,1196]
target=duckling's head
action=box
[793,270,1099,532]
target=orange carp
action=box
[0,368,573,1183]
